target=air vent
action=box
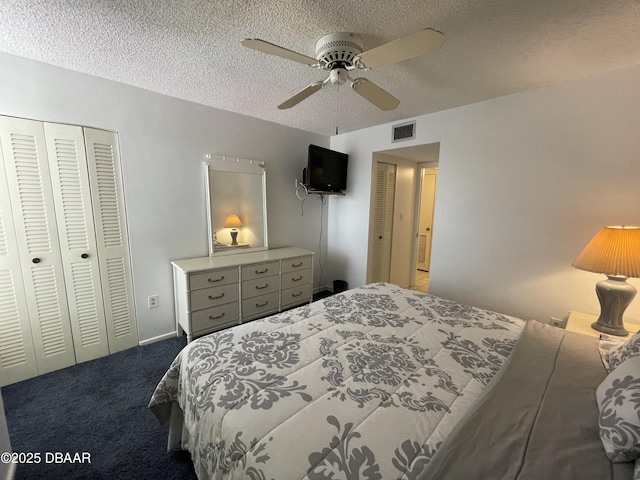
[392,121,416,143]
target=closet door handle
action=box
[32,258,41,264]
[81,253,89,259]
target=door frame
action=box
[367,144,440,288]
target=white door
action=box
[0,138,39,386]
[370,162,396,282]
[0,116,76,376]
[416,168,437,272]
[84,127,138,352]
[44,123,110,363]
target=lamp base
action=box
[591,275,635,337]
[230,230,238,246]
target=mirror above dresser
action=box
[205,155,268,256]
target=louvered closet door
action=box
[0,116,76,375]
[370,162,395,282]
[44,123,110,363]
[0,139,39,386]
[84,128,138,352]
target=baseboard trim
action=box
[138,331,178,346]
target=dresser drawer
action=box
[191,302,239,333]
[242,275,280,299]
[242,291,279,320]
[281,255,312,273]
[190,267,238,290]
[190,283,239,311]
[282,284,312,308]
[241,261,279,281]
[281,268,312,290]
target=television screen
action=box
[307,144,348,192]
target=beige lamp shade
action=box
[224,214,243,228]
[572,226,640,278]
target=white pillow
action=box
[609,331,640,371]
[596,356,640,462]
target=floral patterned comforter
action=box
[149,283,525,480]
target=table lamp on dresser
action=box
[572,225,640,336]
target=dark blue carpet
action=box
[2,335,197,480]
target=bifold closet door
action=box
[0,135,39,386]
[44,123,110,363]
[0,116,76,379]
[370,162,396,283]
[83,127,138,353]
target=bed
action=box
[149,283,639,480]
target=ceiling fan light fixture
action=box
[329,68,349,85]
[241,28,444,111]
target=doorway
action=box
[414,166,438,292]
[366,143,440,290]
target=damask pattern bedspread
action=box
[149,283,525,480]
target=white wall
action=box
[329,64,640,324]
[0,52,328,343]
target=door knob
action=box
[378,235,383,239]
[425,227,431,231]
[81,253,89,259]
[32,258,41,264]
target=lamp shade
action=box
[224,214,243,228]
[572,226,640,278]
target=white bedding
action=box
[149,283,525,479]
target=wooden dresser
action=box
[172,247,314,341]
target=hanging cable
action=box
[318,194,324,287]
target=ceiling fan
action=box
[241,28,444,111]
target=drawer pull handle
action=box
[209,312,225,320]
[208,293,225,300]
[292,291,303,297]
[291,276,303,282]
[208,276,225,283]
[255,268,269,274]
[256,300,269,307]
[255,283,269,290]
[291,262,303,267]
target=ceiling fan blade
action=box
[351,78,400,111]
[241,38,318,66]
[278,81,325,109]
[356,28,444,68]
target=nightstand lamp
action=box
[572,225,640,336]
[224,214,243,245]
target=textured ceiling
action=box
[2,0,640,136]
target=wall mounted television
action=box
[305,144,348,193]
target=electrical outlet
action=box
[148,294,159,309]
[549,317,564,328]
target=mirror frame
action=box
[205,155,268,256]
